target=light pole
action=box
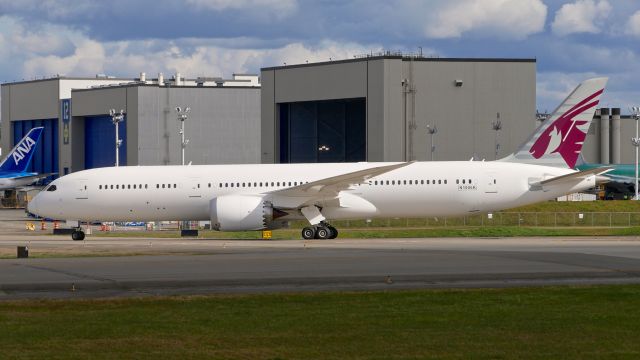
[492,112,502,160]
[426,125,437,161]
[631,107,640,200]
[109,109,124,166]
[176,106,190,165]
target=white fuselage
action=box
[28,161,592,226]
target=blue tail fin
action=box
[0,127,44,173]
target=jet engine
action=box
[210,195,287,231]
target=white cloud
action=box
[23,39,106,78]
[551,0,612,36]
[423,0,547,39]
[627,10,640,36]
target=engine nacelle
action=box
[210,195,287,231]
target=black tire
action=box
[328,226,338,239]
[316,227,330,240]
[302,227,316,240]
[71,230,85,241]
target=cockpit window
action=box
[46,184,57,192]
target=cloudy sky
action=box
[1,0,639,112]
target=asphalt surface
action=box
[3,207,640,299]
[2,234,640,300]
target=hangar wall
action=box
[261,56,537,163]
[72,85,261,168]
[1,76,260,181]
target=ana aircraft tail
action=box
[0,127,43,173]
[500,77,608,168]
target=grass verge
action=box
[1,286,640,359]
[90,226,640,239]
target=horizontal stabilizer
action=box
[537,167,612,187]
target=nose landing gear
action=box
[71,228,85,241]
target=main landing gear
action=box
[71,228,85,241]
[301,222,338,240]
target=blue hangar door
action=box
[12,119,59,183]
[85,115,127,169]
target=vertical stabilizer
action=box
[500,77,608,168]
[0,127,44,173]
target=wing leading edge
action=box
[267,161,414,209]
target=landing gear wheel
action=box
[328,226,338,239]
[302,227,316,240]
[315,226,330,240]
[71,230,85,241]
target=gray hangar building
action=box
[1,74,261,179]
[261,55,537,164]
[2,56,540,185]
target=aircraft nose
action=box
[27,195,39,216]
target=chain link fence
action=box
[324,212,640,228]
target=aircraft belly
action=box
[66,194,209,222]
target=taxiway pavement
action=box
[2,235,640,299]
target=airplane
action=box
[0,127,50,190]
[28,78,611,241]
[575,155,638,184]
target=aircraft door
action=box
[74,179,89,199]
[188,178,202,198]
[484,173,498,194]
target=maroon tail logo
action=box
[529,89,603,168]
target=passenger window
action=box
[99,185,102,189]
[469,179,472,184]
[156,184,159,189]
[494,179,497,184]
[116,185,120,189]
[145,184,148,189]
[231,183,234,187]
[236,183,240,187]
[438,180,441,184]
[421,180,424,185]
[444,180,447,184]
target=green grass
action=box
[89,226,640,240]
[1,286,640,359]
[509,199,640,213]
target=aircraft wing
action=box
[267,162,413,208]
[11,173,57,182]
[536,167,612,187]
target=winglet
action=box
[0,127,44,173]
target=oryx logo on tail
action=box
[0,127,44,174]
[500,77,608,169]
[529,88,603,168]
